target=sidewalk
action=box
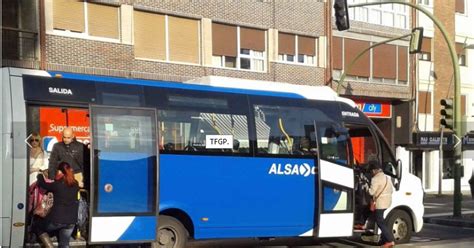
[423,191,474,228]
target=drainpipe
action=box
[39,0,46,70]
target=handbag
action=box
[370,177,388,212]
[33,192,54,218]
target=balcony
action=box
[2,27,40,69]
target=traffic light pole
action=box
[347,0,462,217]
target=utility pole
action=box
[345,0,463,217]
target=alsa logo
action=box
[48,87,73,95]
[268,163,316,177]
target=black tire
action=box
[386,209,413,244]
[153,215,189,248]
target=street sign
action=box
[462,132,474,150]
[413,131,455,150]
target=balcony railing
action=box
[2,27,39,67]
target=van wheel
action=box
[153,215,188,248]
[387,209,412,244]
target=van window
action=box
[346,124,378,166]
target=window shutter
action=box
[169,16,199,64]
[344,38,370,77]
[398,46,408,82]
[212,23,237,57]
[240,27,265,52]
[278,33,295,55]
[456,42,465,56]
[418,91,432,114]
[53,0,85,32]
[298,36,315,56]
[134,11,166,60]
[455,0,465,14]
[87,3,119,39]
[333,37,343,70]
[421,37,431,54]
[373,44,396,79]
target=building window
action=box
[52,0,120,40]
[455,0,465,14]
[278,33,317,65]
[420,37,432,62]
[459,54,467,66]
[419,52,431,61]
[349,1,407,29]
[332,37,408,85]
[134,11,200,64]
[456,43,467,67]
[418,0,431,6]
[418,91,432,114]
[212,23,266,72]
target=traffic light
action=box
[444,165,454,179]
[443,152,463,179]
[334,0,350,31]
[409,27,424,54]
[443,151,455,179]
[440,98,454,129]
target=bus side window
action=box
[158,110,250,154]
[254,105,322,156]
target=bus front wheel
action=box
[387,209,412,244]
[154,215,189,248]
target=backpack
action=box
[77,195,88,230]
[34,192,54,218]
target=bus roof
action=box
[186,76,356,107]
[46,71,355,107]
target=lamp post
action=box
[344,0,463,218]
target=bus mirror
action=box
[396,159,402,180]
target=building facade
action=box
[331,0,415,155]
[2,0,331,88]
[415,0,474,192]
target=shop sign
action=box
[354,100,392,118]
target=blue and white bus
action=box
[1,68,424,247]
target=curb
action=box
[424,216,474,228]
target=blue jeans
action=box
[375,209,394,244]
[44,222,75,248]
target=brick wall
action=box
[44,1,327,86]
[433,0,455,130]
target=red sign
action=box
[354,100,392,118]
[39,107,90,151]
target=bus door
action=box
[89,106,158,244]
[316,122,354,237]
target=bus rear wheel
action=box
[387,209,412,244]
[154,215,189,248]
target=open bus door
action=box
[89,106,159,244]
[315,122,354,238]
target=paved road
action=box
[189,220,474,247]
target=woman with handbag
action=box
[368,160,395,248]
[34,162,79,248]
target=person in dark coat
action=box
[36,162,79,248]
[48,127,89,188]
